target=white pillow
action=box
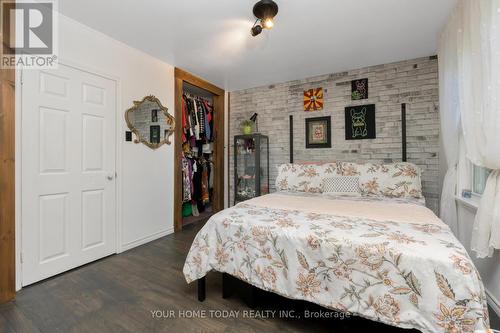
[322,176,361,196]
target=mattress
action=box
[183,192,490,333]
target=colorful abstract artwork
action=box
[304,88,324,111]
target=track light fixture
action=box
[250,0,278,37]
[251,22,263,36]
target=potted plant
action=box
[240,119,254,135]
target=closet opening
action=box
[174,68,225,232]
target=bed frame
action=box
[196,103,408,301]
[198,273,262,306]
[401,103,407,162]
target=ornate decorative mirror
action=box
[125,95,175,149]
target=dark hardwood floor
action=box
[1,220,499,333]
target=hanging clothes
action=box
[182,94,214,146]
[204,100,213,140]
[191,97,201,140]
[182,157,192,202]
[201,161,209,204]
[181,96,188,142]
[208,160,214,190]
[196,100,206,138]
[181,91,215,219]
[202,102,211,140]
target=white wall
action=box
[16,14,175,288]
[58,15,176,249]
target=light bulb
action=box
[263,18,274,29]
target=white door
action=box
[21,63,117,286]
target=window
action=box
[472,164,491,195]
[456,133,491,202]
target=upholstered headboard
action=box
[275,161,424,200]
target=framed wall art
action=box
[351,78,368,100]
[305,116,331,148]
[345,104,376,140]
[150,125,161,144]
[303,87,324,111]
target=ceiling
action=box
[58,0,457,91]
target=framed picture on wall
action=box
[345,104,376,140]
[305,116,331,148]
[150,125,161,144]
[303,87,324,111]
[351,78,368,100]
[151,109,158,122]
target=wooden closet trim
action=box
[174,68,225,232]
[0,0,16,303]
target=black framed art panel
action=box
[305,116,331,149]
[345,104,376,140]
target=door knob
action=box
[106,173,114,181]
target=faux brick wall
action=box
[229,56,440,213]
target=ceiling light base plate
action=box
[253,0,278,20]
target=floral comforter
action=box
[183,192,490,333]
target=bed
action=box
[183,162,490,333]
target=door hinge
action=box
[20,252,23,264]
[20,69,24,85]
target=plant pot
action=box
[242,126,253,135]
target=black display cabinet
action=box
[233,134,269,204]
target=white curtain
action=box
[438,8,461,236]
[455,0,500,258]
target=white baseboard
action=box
[486,288,500,318]
[120,227,174,253]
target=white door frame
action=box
[15,59,123,290]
